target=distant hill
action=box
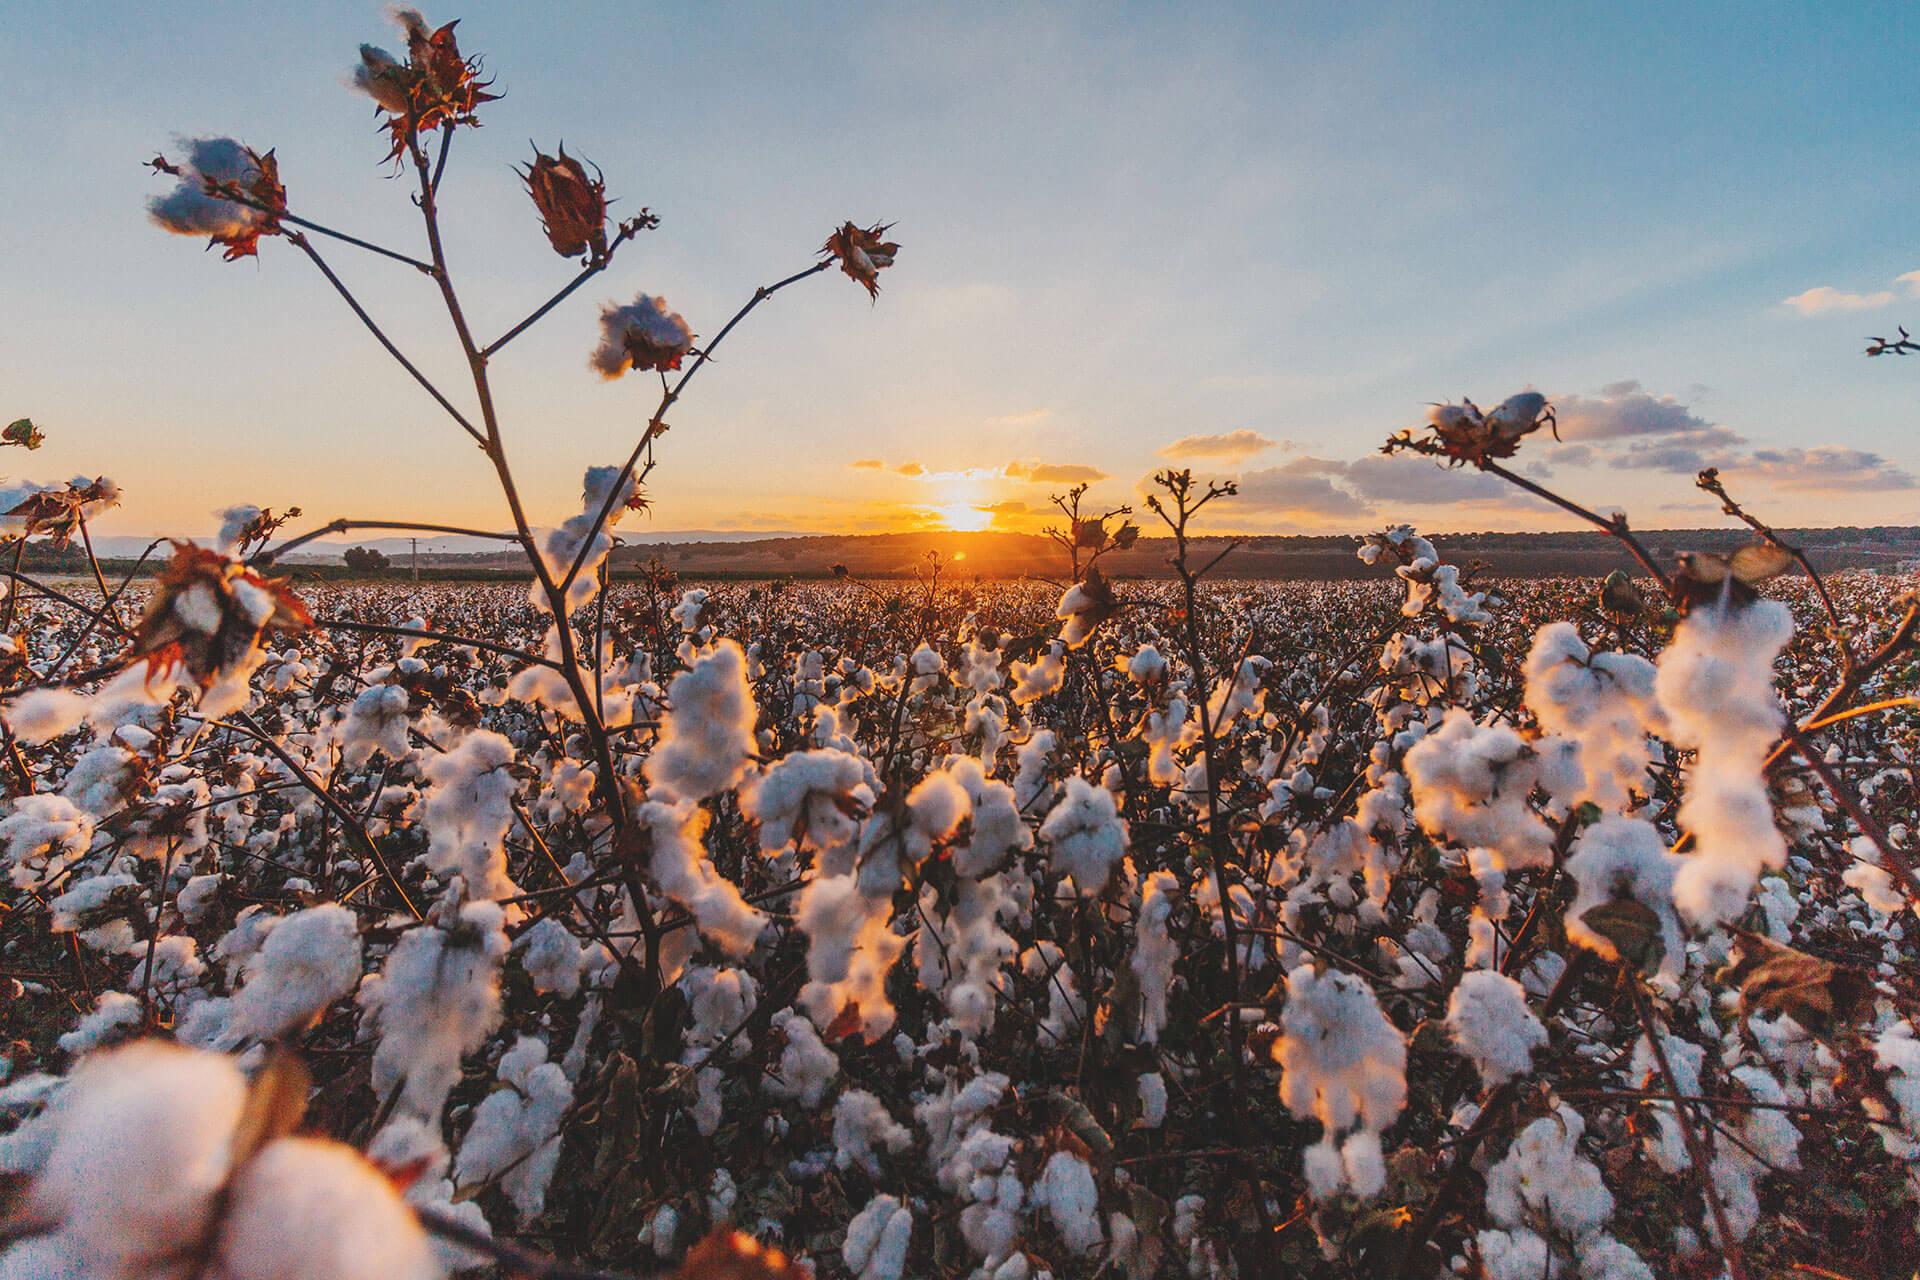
[207,525,1920,581]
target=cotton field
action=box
[4,8,1920,1280]
[3,550,1919,1279]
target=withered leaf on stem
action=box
[1580,898,1665,974]
[1719,929,1873,1036]
[228,1046,311,1169]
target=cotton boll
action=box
[518,917,586,997]
[1523,623,1659,811]
[217,1137,440,1280]
[639,799,766,957]
[453,1036,572,1221]
[1273,964,1406,1137]
[227,904,364,1043]
[1446,970,1548,1086]
[1032,1150,1103,1255]
[741,747,873,854]
[0,793,95,890]
[1403,708,1556,870]
[644,640,758,802]
[1654,600,1793,927]
[844,1193,914,1280]
[359,899,508,1119]
[1483,1104,1614,1239]
[764,1007,841,1106]
[1129,870,1179,1044]
[8,1041,247,1276]
[833,1088,912,1176]
[2,687,91,745]
[591,294,693,378]
[419,729,522,903]
[1039,776,1130,897]
[1562,816,1685,978]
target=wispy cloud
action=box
[1157,429,1277,462]
[1005,460,1109,483]
[1782,285,1896,315]
[1781,269,1920,315]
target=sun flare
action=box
[931,502,993,532]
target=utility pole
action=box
[411,537,420,581]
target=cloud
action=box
[1737,446,1916,492]
[1780,270,1920,316]
[980,499,1035,515]
[896,461,925,476]
[1341,454,1522,506]
[1231,457,1373,519]
[1553,382,1712,440]
[1610,425,1746,474]
[1782,285,1895,315]
[1005,460,1110,484]
[1157,429,1277,462]
[850,458,885,470]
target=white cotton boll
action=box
[1523,622,1659,811]
[1654,600,1793,927]
[1302,1137,1344,1202]
[1403,708,1555,871]
[1039,776,1130,897]
[639,799,766,957]
[1130,870,1179,1044]
[591,294,693,379]
[1446,970,1548,1086]
[1340,1129,1387,1198]
[359,900,508,1119]
[1475,1228,1554,1280]
[915,876,1017,1036]
[1012,728,1057,812]
[833,1089,912,1176]
[742,747,872,853]
[420,730,522,903]
[1562,816,1685,977]
[764,1007,841,1106]
[0,793,95,890]
[10,1041,247,1276]
[518,917,586,996]
[1577,1234,1656,1280]
[1206,655,1270,729]
[1032,1150,1103,1255]
[1137,1071,1168,1129]
[2,687,91,745]
[944,755,1032,877]
[797,872,905,1041]
[147,137,270,242]
[62,743,141,816]
[56,991,143,1055]
[1483,1104,1614,1239]
[644,640,758,802]
[844,1193,914,1280]
[1009,641,1066,705]
[227,904,364,1043]
[341,684,412,766]
[217,1137,440,1280]
[178,873,224,924]
[1273,964,1406,1136]
[453,1036,572,1221]
[858,769,970,895]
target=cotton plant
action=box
[5,82,1920,1280]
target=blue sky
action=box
[3,2,1917,540]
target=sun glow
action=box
[931,502,993,532]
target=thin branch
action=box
[287,232,486,446]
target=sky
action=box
[3,2,1919,544]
